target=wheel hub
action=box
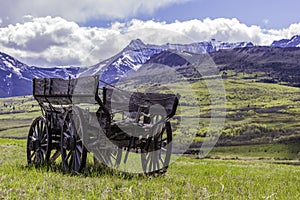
[69,136,76,150]
[63,135,76,150]
[29,138,40,151]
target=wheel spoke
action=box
[69,153,74,171]
[159,151,165,164]
[65,150,72,162]
[33,153,38,162]
[75,150,81,170]
[152,153,157,171]
[29,135,34,141]
[149,156,153,172]
[156,153,161,170]
[40,133,47,143]
[32,127,38,138]
[36,151,42,163]
[40,148,46,155]
[161,147,167,152]
[115,148,122,167]
[39,121,44,140]
[41,143,48,147]
[111,153,117,160]
[76,144,83,154]
[63,132,70,138]
[30,151,36,159]
[145,153,151,166]
[105,152,112,166]
[36,121,40,138]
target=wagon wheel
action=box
[141,121,172,174]
[61,107,87,173]
[93,146,122,168]
[27,116,51,165]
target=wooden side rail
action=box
[33,75,100,105]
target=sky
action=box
[0,0,300,67]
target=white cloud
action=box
[0,16,119,66]
[0,0,189,24]
[0,16,299,67]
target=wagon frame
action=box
[26,75,179,174]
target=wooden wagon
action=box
[26,75,179,174]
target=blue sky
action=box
[162,0,300,29]
[0,0,299,66]
[84,0,300,29]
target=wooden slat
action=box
[33,75,99,105]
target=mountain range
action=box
[271,35,300,48]
[0,35,300,97]
[0,52,79,97]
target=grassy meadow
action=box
[1,138,300,199]
[1,73,300,199]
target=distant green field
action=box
[0,96,40,138]
[0,138,300,199]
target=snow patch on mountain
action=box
[79,38,254,83]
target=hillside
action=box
[210,46,300,87]
[98,49,300,147]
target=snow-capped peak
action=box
[271,35,300,48]
[126,38,147,49]
[0,52,28,77]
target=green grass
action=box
[209,143,300,160]
[1,138,300,199]
[0,127,30,138]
